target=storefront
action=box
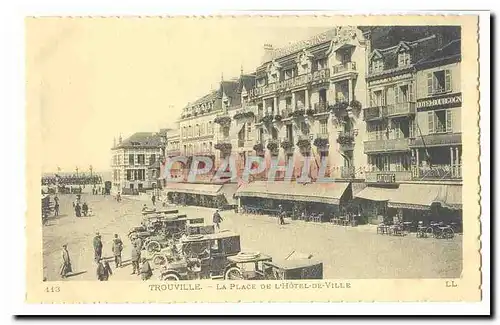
[354,183,462,229]
[235,181,352,220]
[165,182,239,209]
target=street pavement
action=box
[43,194,462,281]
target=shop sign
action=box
[271,29,337,60]
[368,73,413,87]
[376,173,396,183]
[416,93,462,110]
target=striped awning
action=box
[235,181,349,205]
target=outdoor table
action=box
[377,224,389,235]
[311,215,321,223]
[330,217,340,225]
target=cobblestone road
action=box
[43,194,462,281]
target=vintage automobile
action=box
[262,259,324,280]
[223,252,273,280]
[186,223,215,236]
[157,231,241,280]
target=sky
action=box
[26,17,334,174]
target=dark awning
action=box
[235,181,349,205]
[387,184,442,210]
[354,186,394,202]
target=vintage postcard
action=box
[25,14,481,304]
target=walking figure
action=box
[151,194,156,206]
[278,205,285,225]
[59,244,72,279]
[54,200,60,216]
[130,241,141,276]
[112,234,123,268]
[93,232,103,263]
[212,210,223,231]
[82,202,89,217]
[96,258,113,281]
[74,202,81,218]
[140,257,153,281]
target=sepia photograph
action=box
[24,15,481,304]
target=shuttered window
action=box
[427,112,434,134]
[427,73,433,96]
[408,83,415,102]
[445,70,452,92]
[446,110,453,132]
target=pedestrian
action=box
[140,257,153,281]
[112,234,123,268]
[134,236,144,252]
[96,258,113,281]
[93,232,103,262]
[131,243,141,275]
[82,202,89,217]
[142,204,148,212]
[151,194,156,206]
[54,200,60,216]
[59,244,72,279]
[212,209,223,231]
[74,202,81,218]
[278,205,285,225]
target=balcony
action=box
[412,165,462,180]
[313,101,330,114]
[194,148,214,156]
[237,139,253,148]
[363,106,385,121]
[331,62,358,81]
[409,133,462,147]
[364,138,410,153]
[365,171,413,183]
[248,69,330,99]
[386,102,416,117]
[340,166,356,179]
[214,138,232,152]
[337,130,356,151]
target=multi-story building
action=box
[355,27,462,225]
[411,38,462,181]
[246,26,369,180]
[110,132,164,194]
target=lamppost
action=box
[76,166,79,177]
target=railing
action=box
[315,133,329,140]
[364,138,410,153]
[313,101,329,113]
[412,165,462,180]
[430,87,449,95]
[363,106,384,121]
[386,102,416,117]
[340,166,356,179]
[248,68,330,98]
[332,62,357,75]
[365,171,413,183]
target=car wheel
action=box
[224,267,243,280]
[161,273,180,281]
[146,241,161,253]
[152,254,167,266]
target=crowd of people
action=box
[42,174,103,186]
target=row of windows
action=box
[181,122,215,139]
[183,101,215,115]
[126,169,146,181]
[257,58,329,86]
[369,83,415,107]
[113,154,158,166]
[183,142,213,155]
[368,154,411,172]
[371,51,411,73]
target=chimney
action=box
[118,134,122,144]
[261,43,274,64]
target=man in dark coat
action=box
[59,244,72,278]
[131,243,141,275]
[93,232,103,262]
[212,210,223,231]
[82,202,89,217]
[112,234,123,268]
[96,258,113,281]
[151,194,156,206]
[74,203,81,217]
[134,236,143,252]
[278,205,285,225]
[140,257,153,281]
[54,200,60,216]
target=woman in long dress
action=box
[59,244,72,278]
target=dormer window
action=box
[398,52,411,67]
[371,59,383,73]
